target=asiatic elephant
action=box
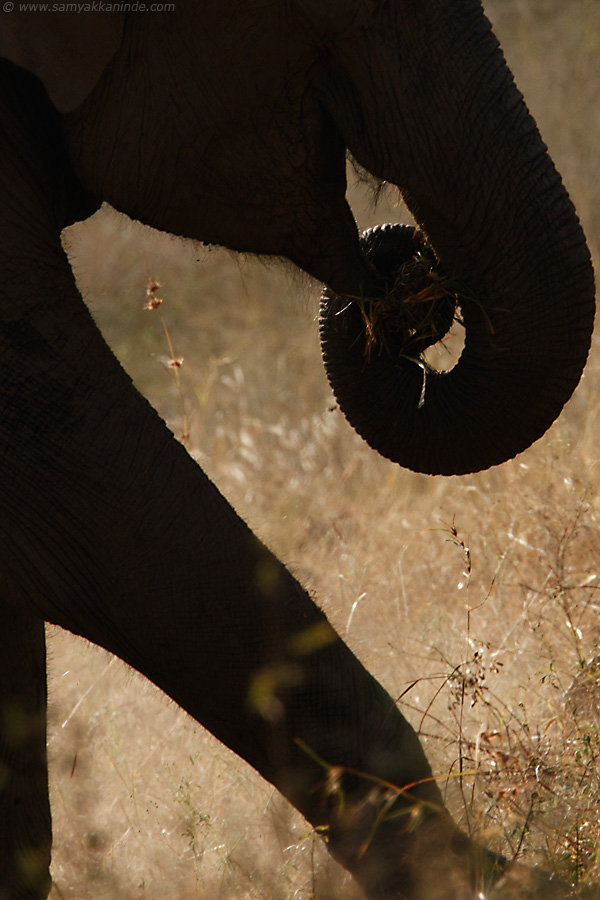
[0,2,594,899]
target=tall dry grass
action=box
[48,2,599,897]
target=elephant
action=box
[0,1,595,899]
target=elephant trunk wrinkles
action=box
[319,2,595,475]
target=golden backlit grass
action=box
[48,2,599,898]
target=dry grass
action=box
[48,2,600,898]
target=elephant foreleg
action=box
[0,601,51,900]
[0,240,505,900]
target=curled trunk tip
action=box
[319,224,594,476]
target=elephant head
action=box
[1,1,594,479]
[0,3,594,899]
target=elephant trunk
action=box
[319,2,595,475]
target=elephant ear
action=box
[0,11,124,112]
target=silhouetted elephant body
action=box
[0,2,594,899]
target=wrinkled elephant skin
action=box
[0,2,595,899]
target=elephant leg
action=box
[0,157,499,896]
[0,600,51,900]
[0,261,502,900]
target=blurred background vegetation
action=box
[49,2,599,897]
